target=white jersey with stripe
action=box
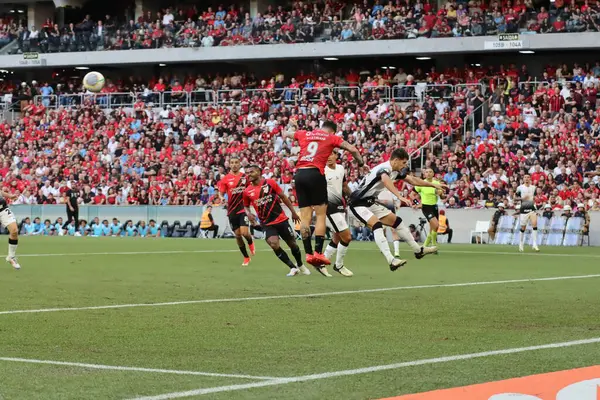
[325,164,345,207]
[517,184,536,213]
[350,161,408,204]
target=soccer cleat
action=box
[414,246,438,259]
[242,257,251,267]
[286,267,300,277]
[519,244,524,253]
[6,256,20,270]
[533,245,540,252]
[334,265,354,277]
[248,242,256,256]
[313,252,331,266]
[315,266,333,277]
[299,265,311,275]
[306,253,324,267]
[390,258,408,271]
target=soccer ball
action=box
[83,71,105,92]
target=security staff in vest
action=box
[488,202,506,241]
[413,168,445,246]
[574,203,590,234]
[437,209,453,243]
[200,206,219,238]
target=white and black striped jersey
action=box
[349,161,408,206]
[325,164,345,215]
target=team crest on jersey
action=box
[261,185,270,195]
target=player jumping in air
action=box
[217,156,255,266]
[377,188,402,258]
[0,190,21,270]
[322,151,354,277]
[287,120,364,275]
[516,174,540,253]
[413,168,446,247]
[348,149,443,270]
[243,165,310,277]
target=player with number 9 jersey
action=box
[289,120,365,273]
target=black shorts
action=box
[264,221,296,242]
[228,213,249,231]
[294,168,327,208]
[421,204,439,221]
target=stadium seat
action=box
[183,221,194,238]
[470,221,490,244]
[171,220,182,238]
[160,221,170,237]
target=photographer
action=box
[409,224,422,243]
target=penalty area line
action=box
[0,357,279,380]
[1,274,599,316]
[127,337,600,399]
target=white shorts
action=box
[326,212,349,233]
[0,208,16,227]
[519,211,536,226]
[350,203,394,225]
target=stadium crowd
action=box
[6,0,600,54]
[1,61,600,212]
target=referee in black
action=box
[65,183,79,228]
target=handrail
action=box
[462,94,493,141]
[408,130,445,172]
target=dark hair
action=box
[247,164,260,171]
[390,148,409,160]
[322,120,337,132]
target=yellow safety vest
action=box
[437,215,447,233]
[200,211,212,229]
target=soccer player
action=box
[218,156,255,267]
[413,168,445,247]
[243,165,310,277]
[322,151,354,277]
[348,148,443,270]
[287,120,364,272]
[0,190,20,269]
[377,189,402,257]
[516,174,540,252]
[64,183,79,227]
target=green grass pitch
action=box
[0,236,599,400]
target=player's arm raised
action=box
[404,175,447,190]
[339,141,365,168]
[380,173,411,206]
[0,190,17,200]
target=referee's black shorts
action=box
[421,204,439,221]
[294,168,327,208]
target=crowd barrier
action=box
[494,215,588,247]
[9,205,599,246]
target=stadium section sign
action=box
[484,33,524,50]
[19,52,45,66]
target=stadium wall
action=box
[7,32,600,69]
[10,205,600,246]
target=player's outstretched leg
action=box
[519,226,526,252]
[371,220,406,271]
[324,238,338,261]
[530,214,540,252]
[235,231,251,267]
[311,204,331,266]
[387,216,437,260]
[333,228,353,277]
[391,229,401,258]
[240,226,255,256]
[5,221,20,270]
[267,236,301,276]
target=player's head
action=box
[246,165,261,182]
[390,148,409,171]
[322,120,337,133]
[327,150,338,167]
[230,156,241,173]
[206,205,212,212]
[524,174,532,184]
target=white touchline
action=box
[0,357,278,380]
[128,337,600,400]
[1,274,599,316]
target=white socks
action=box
[395,224,421,253]
[336,242,348,268]
[8,243,17,258]
[374,227,394,264]
[520,229,526,246]
[324,244,337,261]
[531,229,538,246]
[393,240,400,256]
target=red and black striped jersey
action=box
[218,172,249,216]
[243,179,288,226]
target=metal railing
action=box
[408,130,446,172]
[463,95,494,141]
[32,83,493,111]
